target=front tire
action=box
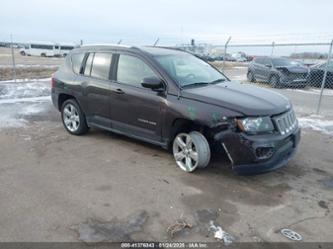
[61,99,89,135]
[172,131,211,172]
[270,75,280,88]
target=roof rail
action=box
[147,45,184,51]
[146,45,193,55]
[81,43,133,48]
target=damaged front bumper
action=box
[215,126,301,175]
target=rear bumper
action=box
[51,90,59,110]
[216,127,301,175]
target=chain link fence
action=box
[202,39,333,117]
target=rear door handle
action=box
[114,88,125,94]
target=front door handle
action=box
[114,88,125,94]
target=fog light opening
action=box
[256,147,274,159]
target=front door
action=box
[109,53,166,142]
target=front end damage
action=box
[210,112,301,175]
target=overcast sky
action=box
[1,0,333,46]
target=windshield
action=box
[154,54,227,87]
[320,60,333,71]
[272,58,302,67]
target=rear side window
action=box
[84,53,94,76]
[263,57,272,66]
[254,57,264,64]
[117,54,157,87]
[90,53,113,80]
[71,53,85,74]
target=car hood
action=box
[276,65,308,73]
[181,81,291,116]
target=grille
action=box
[288,73,308,80]
[273,109,297,135]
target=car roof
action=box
[74,44,188,56]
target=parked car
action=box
[196,54,216,62]
[247,56,309,88]
[51,45,300,174]
[232,52,248,62]
[307,60,333,88]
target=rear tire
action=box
[270,75,280,88]
[41,53,46,57]
[172,131,211,172]
[247,71,256,82]
[61,99,89,135]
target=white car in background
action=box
[232,52,248,62]
[19,42,75,57]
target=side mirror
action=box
[141,76,164,91]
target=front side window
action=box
[61,46,74,50]
[117,54,157,87]
[71,53,85,74]
[254,57,264,64]
[90,53,113,80]
[155,54,227,87]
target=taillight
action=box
[51,74,56,88]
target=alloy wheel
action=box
[173,133,199,172]
[63,103,80,132]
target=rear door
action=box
[109,53,166,142]
[252,57,265,80]
[75,52,114,127]
[262,57,273,81]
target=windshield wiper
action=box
[181,78,226,88]
[210,78,226,84]
[182,82,210,88]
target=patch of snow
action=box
[230,75,247,81]
[0,64,59,68]
[209,221,234,245]
[232,66,247,69]
[0,96,50,104]
[298,115,333,135]
[0,77,51,83]
[0,79,51,129]
[0,80,50,100]
[22,103,48,114]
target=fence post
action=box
[316,39,333,114]
[271,41,275,56]
[10,34,17,82]
[223,36,232,70]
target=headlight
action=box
[237,117,274,134]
